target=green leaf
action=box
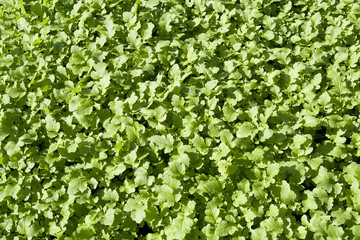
[236,122,256,138]
[223,104,238,122]
[311,12,322,26]
[149,134,174,153]
[105,164,126,180]
[4,141,20,156]
[102,189,119,202]
[192,134,209,154]
[251,228,267,240]
[280,180,296,204]
[313,166,335,192]
[219,129,234,148]
[327,225,344,239]
[134,166,148,185]
[164,214,194,239]
[352,225,360,239]
[215,221,237,237]
[205,201,220,223]
[69,95,82,112]
[266,205,279,217]
[264,30,275,40]
[17,17,30,32]
[203,80,218,95]
[30,2,42,16]
[70,45,86,64]
[45,115,60,137]
[302,193,318,211]
[331,208,352,226]
[2,184,21,199]
[131,210,146,224]
[327,66,347,97]
[142,22,155,40]
[17,216,42,237]
[261,217,283,234]
[169,161,186,176]
[127,29,141,49]
[101,208,115,226]
[68,177,88,195]
[76,99,94,115]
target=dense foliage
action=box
[1,0,360,239]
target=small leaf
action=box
[45,115,60,135]
[31,2,42,17]
[280,180,296,204]
[192,134,209,154]
[251,228,267,240]
[264,30,275,40]
[220,129,234,148]
[149,134,174,153]
[236,122,255,138]
[215,221,237,237]
[101,208,115,226]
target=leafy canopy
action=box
[1,0,360,239]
